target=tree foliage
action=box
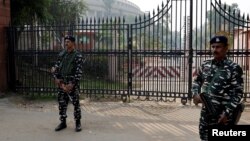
[49,0,87,24]
[11,0,52,25]
[206,3,244,33]
[11,0,87,25]
[193,3,245,49]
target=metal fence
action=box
[7,0,250,102]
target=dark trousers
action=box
[57,88,81,121]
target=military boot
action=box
[55,119,67,131]
[75,120,82,132]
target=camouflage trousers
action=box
[57,88,81,121]
[199,106,212,141]
[199,105,234,141]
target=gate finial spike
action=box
[139,15,141,22]
[228,6,231,12]
[247,14,249,21]
[162,1,164,8]
[82,18,84,24]
[223,3,227,10]
[153,9,155,15]
[78,18,81,24]
[115,17,117,24]
[94,18,96,24]
[118,17,121,24]
[157,5,160,12]
[90,17,92,23]
[98,18,100,23]
[123,16,125,23]
[106,17,108,24]
[135,16,137,22]
[219,0,221,5]
[110,17,113,23]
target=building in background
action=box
[233,27,250,71]
[82,0,143,22]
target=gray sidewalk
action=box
[0,97,250,141]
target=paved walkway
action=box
[0,97,250,141]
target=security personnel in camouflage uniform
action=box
[192,35,244,141]
[51,35,83,132]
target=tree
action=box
[11,0,87,51]
[206,3,244,34]
[10,0,87,68]
[10,0,54,87]
[11,0,87,25]
[193,3,245,49]
[10,0,53,52]
[49,0,87,37]
[50,0,87,24]
[11,0,52,25]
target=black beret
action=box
[210,35,228,45]
[64,35,75,42]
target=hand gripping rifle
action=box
[59,80,87,110]
[199,92,220,125]
[200,92,245,125]
[58,80,74,102]
[50,67,73,103]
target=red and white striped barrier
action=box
[132,66,198,78]
[132,66,181,78]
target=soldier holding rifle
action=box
[191,35,244,141]
[51,35,84,132]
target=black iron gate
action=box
[7,0,250,101]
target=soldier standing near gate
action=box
[191,35,244,141]
[51,35,84,132]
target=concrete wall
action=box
[0,0,10,92]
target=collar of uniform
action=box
[66,49,76,54]
[212,57,228,67]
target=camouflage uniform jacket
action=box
[52,49,83,87]
[192,57,244,117]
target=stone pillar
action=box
[0,0,11,92]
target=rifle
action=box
[200,92,217,115]
[59,81,87,110]
[200,92,245,125]
[199,92,221,125]
[58,80,74,102]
